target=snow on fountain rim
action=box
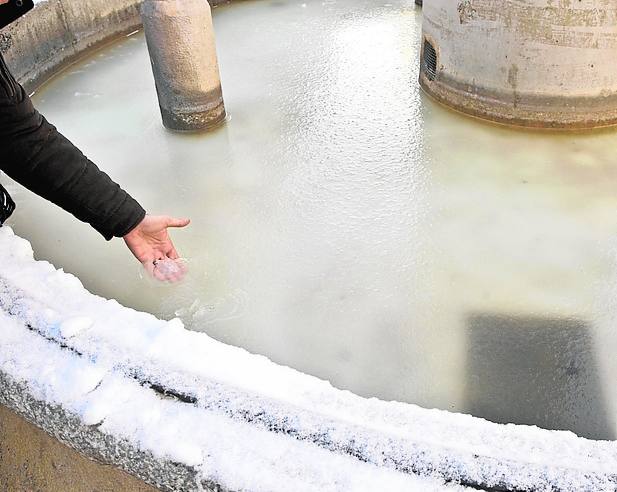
[0,226,615,491]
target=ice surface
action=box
[0,226,616,491]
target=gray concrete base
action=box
[0,371,218,492]
[419,0,617,130]
[160,88,226,132]
[420,71,617,130]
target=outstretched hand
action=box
[123,215,190,282]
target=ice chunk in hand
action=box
[142,258,188,283]
[155,259,184,276]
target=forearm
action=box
[0,55,145,239]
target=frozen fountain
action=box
[1,0,617,491]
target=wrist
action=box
[120,210,147,239]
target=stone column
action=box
[141,0,226,131]
[420,0,617,129]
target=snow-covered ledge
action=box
[1,227,616,491]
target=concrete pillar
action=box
[420,1,617,129]
[141,0,226,131]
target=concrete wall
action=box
[420,0,617,129]
[1,0,231,92]
[1,0,143,92]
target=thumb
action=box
[165,217,191,228]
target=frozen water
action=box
[5,0,617,440]
[153,259,184,277]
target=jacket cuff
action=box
[95,196,146,241]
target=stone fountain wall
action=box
[0,0,231,92]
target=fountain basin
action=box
[1,1,617,491]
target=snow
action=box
[59,315,93,338]
[0,226,616,491]
[0,309,457,492]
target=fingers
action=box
[166,244,180,260]
[165,217,191,228]
[131,215,189,282]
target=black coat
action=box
[0,53,145,240]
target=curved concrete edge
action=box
[420,71,617,130]
[0,405,155,492]
[0,0,231,93]
[0,373,212,492]
[1,0,142,93]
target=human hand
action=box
[123,215,190,282]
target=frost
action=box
[59,316,93,338]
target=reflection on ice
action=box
[466,314,613,440]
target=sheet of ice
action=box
[0,226,616,491]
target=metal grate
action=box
[423,39,437,81]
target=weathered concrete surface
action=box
[0,404,158,492]
[420,0,617,129]
[0,0,231,93]
[0,0,143,93]
[141,0,226,131]
[0,371,220,492]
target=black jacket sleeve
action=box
[0,53,145,240]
